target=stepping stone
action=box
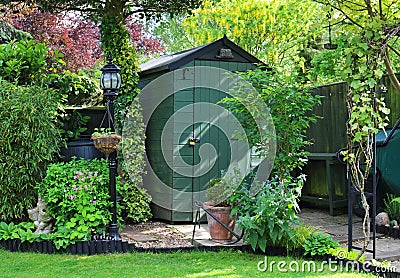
[130,232,158,242]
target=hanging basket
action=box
[91,134,121,156]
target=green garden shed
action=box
[138,36,263,222]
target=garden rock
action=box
[376,212,390,226]
[28,197,53,234]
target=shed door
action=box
[191,88,232,200]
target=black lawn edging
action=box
[0,239,399,277]
[376,224,400,239]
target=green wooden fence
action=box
[306,75,400,153]
[302,75,400,214]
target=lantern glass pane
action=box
[101,72,112,89]
[116,73,121,89]
[110,73,118,89]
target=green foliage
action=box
[183,0,324,73]
[61,110,90,140]
[219,66,319,252]
[0,20,31,43]
[0,221,43,243]
[120,180,152,223]
[275,223,318,249]
[120,96,151,222]
[220,67,321,180]
[229,177,302,252]
[0,40,62,86]
[327,247,366,263]
[153,15,196,54]
[207,168,243,207]
[37,158,113,246]
[99,16,140,129]
[303,233,339,257]
[54,68,103,107]
[384,194,400,223]
[0,80,63,222]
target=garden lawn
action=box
[0,249,372,277]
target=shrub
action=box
[220,66,320,251]
[37,158,112,245]
[0,40,50,86]
[229,177,302,252]
[0,80,63,222]
[219,66,321,181]
[303,233,339,257]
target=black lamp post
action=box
[100,55,121,240]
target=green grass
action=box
[0,249,373,277]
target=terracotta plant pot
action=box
[204,202,236,243]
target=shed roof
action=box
[139,36,264,76]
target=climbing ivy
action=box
[99,16,140,128]
[341,22,390,260]
[99,16,149,215]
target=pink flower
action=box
[94,172,98,177]
[84,185,88,189]
[98,178,102,182]
[73,186,78,191]
[81,178,85,182]
[93,201,96,205]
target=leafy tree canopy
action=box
[1,0,202,21]
[182,0,324,74]
[314,0,400,91]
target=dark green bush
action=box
[0,80,63,222]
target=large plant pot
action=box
[204,202,236,243]
[60,140,104,162]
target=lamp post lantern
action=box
[100,55,121,240]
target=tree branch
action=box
[384,47,400,93]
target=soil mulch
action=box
[120,221,193,249]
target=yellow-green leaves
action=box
[183,0,323,68]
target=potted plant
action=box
[204,171,241,243]
[91,128,121,156]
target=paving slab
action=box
[120,231,158,242]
